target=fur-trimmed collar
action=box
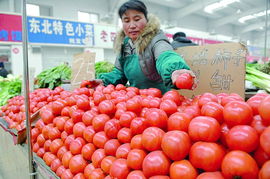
[114,14,160,54]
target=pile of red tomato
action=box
[2,84,270,179]
[0,87,65,131]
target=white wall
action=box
[0,0,9,12]
[84,47,104,63]
[10,45,23,76]
[41,46,83,70]
[104,49,116,64]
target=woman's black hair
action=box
[118,0,148,19]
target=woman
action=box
[89,0,196,93]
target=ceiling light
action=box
[204,0,240,14]
[239,10,270,23]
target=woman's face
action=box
[121,9,147,41]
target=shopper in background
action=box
[171,32,197,49]
[84,0,197,93]
[0,62,8,78]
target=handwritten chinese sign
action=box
[175,43,247,98]
[0,14,22,42]
[27,17,94,45]
[71,52,95,90]
[94,24,117,48]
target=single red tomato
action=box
[148,97,161,108]
[98,100,116,115]
[91,149,106,168]
[221,94,244,107]
[109,158,130,179]
[64,134,75,150]
[119,111,137,128]
[70,109,84,123]
[258,95,270,125]
[92,114,110,132]
[147,88,162,98]
[40,107,55,124]
[43,139,52,152]
[116,143,131,159]
[223,101,253,127]
[73,122,86,138]
[167,112,191,132]
[61,169,74,179]
[81,143,96,160]
[52,99,66,115]
[117,127,132,143]
[260,126,270,156]
[196,171,224,179]
[126,98,142,114]
[55,116,69,132]
[36,147,45,158]
[221,150,259,179]
[161,130,191,161]
[37,134,46,147]
[33,143,40,153]
[259,160,270,179]
[76,96,90,111]
[115,84,126,91]
[197,93,218,108]
[127,170,146,179]
[50,158,61,172]
[142,151,170,178]
[104,119,121,139]
[70,137,85,155]
[73,173,85,179]
[69,154,87,174]
[160,99,178,115]
[201,102,224,124]
[89,168,105,179]
[175,73,193,89]
[251,115,268,135]
[57,146,68,160]
[64,118,74,135]
[83,126,95,143]
[42,124,53,140]
[43,152,57,166]
[190,142,225,172]
[82,110,96,126]
[220,123,229,147]
[130,117,148,135]
[183,105,201,119]
[48,127,61,140]
[253,146,270,168]
[131,134,143,150]
[226,125,259,153]
[93,131,109,148]
[170,160,198,179]
[188,116,221,142]
[145,108,168,130]
[50,139,63,154]
[142,127,165,151]
[101,156,116,174]
[104,139,121,156]
[127,149,147,170]
[84,163,95,178]
[247,94,267,115]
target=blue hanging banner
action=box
[27,16,95,46]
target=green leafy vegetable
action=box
[246,65,270,92]
[95,61,114,78]
[36,64,71,89]
[0,75,22,106]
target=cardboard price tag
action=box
[175,43,247,98]
[71,52,96,90]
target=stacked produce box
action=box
[1,82,269,178]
